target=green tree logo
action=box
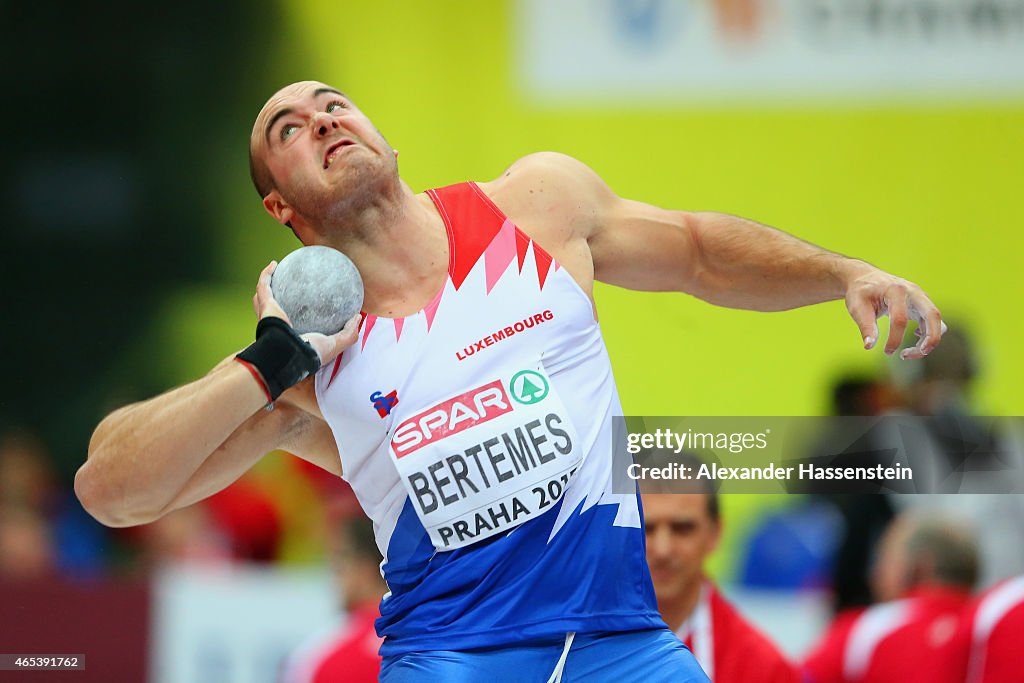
[510,370,549,405]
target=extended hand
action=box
[252,261,361,366]
[844,267,945,360]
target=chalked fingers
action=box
[253,261,292,325]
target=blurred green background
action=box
[4,1,1021,573]
[171,0,1023,417]
[0,1,1020,630]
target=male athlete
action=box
[76,81,945,681]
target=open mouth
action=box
[323,139,355,168]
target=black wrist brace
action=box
[236,317,320,401]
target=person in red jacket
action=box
[938,574,1024,683]
[964,574,1024,683]
[802,511,979,683]
[281,515,385,683]
[641,453,799,683]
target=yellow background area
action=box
[152,2,1024,570]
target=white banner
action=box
[517,0,1024,102]
[150,564,336,683]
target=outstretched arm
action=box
[592,200,944,358]
[76,262,359,527]
[502,153,944,359]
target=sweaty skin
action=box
[76,80,945,528]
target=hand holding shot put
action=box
[246,253,363,402]
[76,80,946,681]
[268,245,363,335]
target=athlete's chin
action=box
[296,178,382,224]
[329,166,394,204]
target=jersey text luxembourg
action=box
[456,309,555,361]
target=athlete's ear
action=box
[393,149,399,159]
[263,191,294,227]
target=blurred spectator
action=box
[127,473,283,570]
[0,430,57,579]
[710,0,764,43]
[131,505,233,570]
[205,477,282,562]
[940,574,1024,683]
[808,333,1024,614]
[831,376,900,417]
[890,325,1024,587]
[641,451,799,683]
[0,507,56,579]
[802,511,978,683]
[0,430,55,511]
[0,428,107,578]
[807,374,900,613]
[901,326,978,417]
[281,514,385,683]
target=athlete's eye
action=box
[326,101,345,114]
[280,124,299,141]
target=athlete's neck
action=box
[321,183,449,318]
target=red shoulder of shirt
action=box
[801,606,867,683]
[708,585,802,683]
[979,599,1024,683]
[955,578,1024,683]
[802,587,972,683]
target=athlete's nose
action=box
[312,111,340,138]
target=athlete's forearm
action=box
[76,360,270,527]
[685,211,875,311]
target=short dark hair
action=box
[637,449,720,522]
[249,141,273,199]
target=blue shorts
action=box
[379,628,709,683]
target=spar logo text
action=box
[391,380,512,458]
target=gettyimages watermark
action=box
[611,416,1024,495]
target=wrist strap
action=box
[235,358,272,403]
[236,317,320,402]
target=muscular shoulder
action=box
[478,152,615,241]
[473,153,617,300]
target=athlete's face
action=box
[643,493,721,604]
[250,81,398,235]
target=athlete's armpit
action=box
[279,408,342,478]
